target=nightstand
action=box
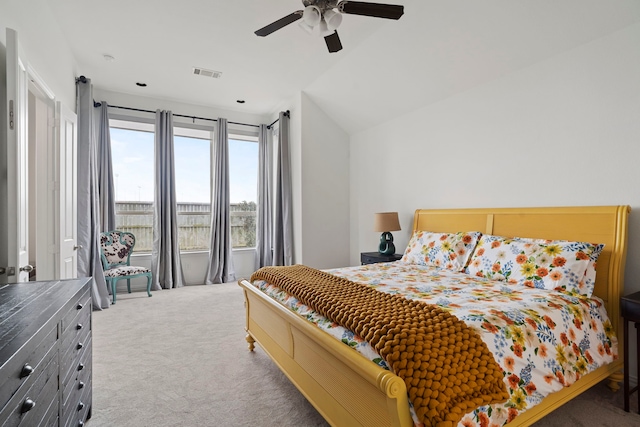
[621,290,640,413]
[360,252,402,265]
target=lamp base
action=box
[378,232,396,256]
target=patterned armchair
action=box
[99,230,152,304]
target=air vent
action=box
[192,67,222,78]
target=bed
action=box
[238,206,630,426]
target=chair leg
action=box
[111,278,117,304]
[146,274,152,298]
[127,278,131,294]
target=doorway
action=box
[27,84,56,280]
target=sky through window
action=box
[110,128,258,204]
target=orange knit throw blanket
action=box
[251,265,509,427]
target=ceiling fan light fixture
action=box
[253,1,405,53]
[298,20,316,35]
[318,19,334,38]
[302,5,321,26]
[323,9,343,31]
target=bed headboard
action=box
[411,205,630,342]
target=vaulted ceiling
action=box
[49,0,640,134]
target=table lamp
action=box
[373,212,401,256]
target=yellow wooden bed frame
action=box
[238,205,630,426]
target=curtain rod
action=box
[93,102,261,128]
[267,110,290,130]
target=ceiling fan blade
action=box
[255,11,303,37]
[338,1,404,20]
[325,31,343,53]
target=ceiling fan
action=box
[255,1,404,53]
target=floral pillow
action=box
[401,231,482,272]
[466,234,603,297]
[512,236,604,297]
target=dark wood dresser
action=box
[0,278,93,427]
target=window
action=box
[229,135,259,249]
[110,119,259,253]
[174,127,211,251]
[110,120,155,252]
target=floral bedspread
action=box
[251,261,617,427]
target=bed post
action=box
[246,333,256,351]
[607,372,623,391]
[241,285,257,351]
[605,206,630,393]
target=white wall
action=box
[300,93,351,269]
[0,0,77,109]
[269,93,351,269]
[350,23,640,276]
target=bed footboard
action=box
[239,279,414,427]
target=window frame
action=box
[107,115,260,253]
[109,117,156,254]
[228,130,259,250]
[173,123,214,253]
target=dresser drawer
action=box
[40,394,59,427]
[60,302,90,352]
[60,292,91,337]
[77,381,92,427]
[61,338,91,426]
[60,314,91,384]
[63,379,91,427]
[62,339,92,409]
[0,320,58,413]
[0,346,58,427]
[26,374,59,427]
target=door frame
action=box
[1,28,30,283]
[1,28,74,284]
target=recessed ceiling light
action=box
[136,82,147,87]
[236,100,245,104]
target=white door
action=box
[1,28,30,283]
[57,102,78,279]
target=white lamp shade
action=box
[323,9,343,31]
[302,5,321,26]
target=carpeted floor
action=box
[87,283,640,427]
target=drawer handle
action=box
[78,363,85,371]
[78,401,85,411]
[79,422,84,427]
[79,381,85,389]
[20,364,34,378]
[77,303,84,310]
[76,323,83,330]
[21,398,36,413]
[77,342,84,350]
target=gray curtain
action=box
[96,101,116,232]
[255,124,272,268]
[76,78,111,310]
[205,118,235,284]
[151,110,185,290]
[272,112,294,266]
